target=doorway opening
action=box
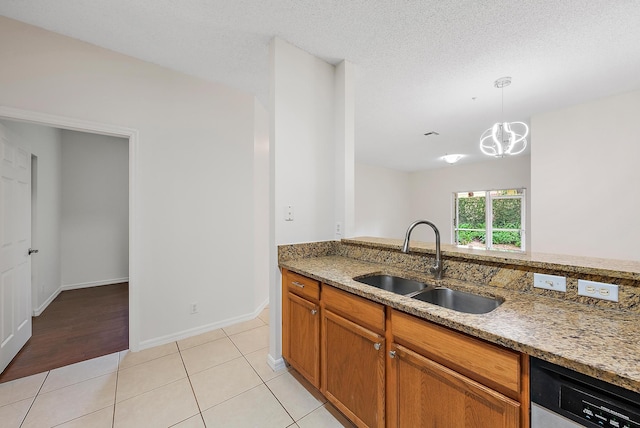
[0,106,137,383]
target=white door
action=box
[0,123,32,373]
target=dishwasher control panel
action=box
[560,385,640,428]
[531,357,640,428]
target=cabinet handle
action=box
[389,350,396,358]
[310,309,317,315]
[291,281,305,288]
[374,342,381,351]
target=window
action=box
[454,188,525,252]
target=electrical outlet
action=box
[533,273,566,292]
[284,205,294,221]
[578,280,619,302]
[335,222,342,236]
[190,302,198,314]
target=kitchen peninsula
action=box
[279,237,640,391]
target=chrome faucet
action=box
[401,220,443,280]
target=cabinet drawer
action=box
[322,285,385,334]
[391,309,521,398]
[283,269,320,301]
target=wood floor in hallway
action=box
[0,283,128,384]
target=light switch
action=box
[533,273,566,292]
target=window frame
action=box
[453,188,526,252]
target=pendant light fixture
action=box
[479,77,528,157]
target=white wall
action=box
[408,156,532,247]
[268,38,354,368]
[334,61,356,239]
[60,130,129,288]
[271,38,338,246]
[0,119,62,314]
[253,99,270,309]
[354,163,412,239]
[531,90,640,260]
[0,16,258,348]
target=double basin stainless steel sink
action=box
[354,274,502,314]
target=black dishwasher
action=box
[531,357,640,428]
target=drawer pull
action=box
[310,309,317,315]
[291,281,305,288]
[374,342,382,351]
[389,350,397,358]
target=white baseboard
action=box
[32,278,129,317]
[137,298,271,351]
[267,354,286,372]
[61,277,129,291]
[33,286,62,316]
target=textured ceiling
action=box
[2,0,640,171]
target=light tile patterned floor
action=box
[0,308,355,428]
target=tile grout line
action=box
[33,354,120,395]
[261,375,300,424]
[117,345,180,371]
[236,335,300,424]
[48,405,114,428]
[113,351,195,422]
[234,320,313,426]
[263,368,344,426]
[18,354,121,428]
[19,370,50,428]
[111,354,120,428]
[44,356,121,427]
[179,322,269,425]
[183,319,294,425]
[177,340,207,427]
[209,328,273,412]
[113,350,191,411]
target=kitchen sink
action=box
[355,274,502,314]
[354,274,428,295]
[412,287,503,314]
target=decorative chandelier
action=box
[479,77,528,157]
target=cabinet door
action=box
[322,309,385,428]
[389,343,520,428]
[284,291,320,387]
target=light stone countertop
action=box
[280,254,640,393]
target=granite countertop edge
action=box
[279,255,640,393]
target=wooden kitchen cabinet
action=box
[389,343,520,427]
[388,309,528,428]
[281,269,321,388]
[281,270,529,428]
[321,285,386,428]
